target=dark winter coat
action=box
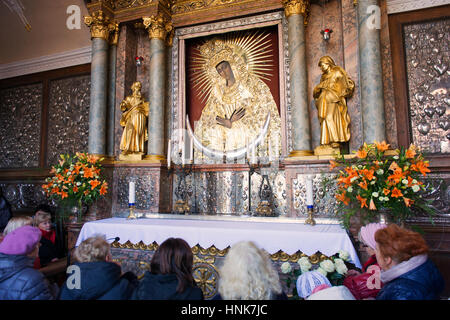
[132,272,204,300]
[59,261,137,300]
[0,252,54,300]
[376,259,444,300]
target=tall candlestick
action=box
[306,176,313,206]
[129,181,135,204]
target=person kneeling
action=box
[59,235,137,300]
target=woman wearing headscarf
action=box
[297,271,355,300]
[343,223,386,299]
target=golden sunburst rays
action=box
[189,30,275,104]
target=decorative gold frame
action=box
[173,11,289,157]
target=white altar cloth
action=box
[76,217,361,268]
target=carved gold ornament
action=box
[84,10,117,41]
[192,262,220,299]
[109,23,120,45]
[142,14,174,46]
[282,0,310,25]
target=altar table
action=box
[76,216,361,268]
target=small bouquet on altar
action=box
[42,152,108,221]
[328,141,436,229]
[281,250,357,299]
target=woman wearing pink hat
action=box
[343,222,386,300]
[0,225,54,299]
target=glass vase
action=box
[58,198,86,224]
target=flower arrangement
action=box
[281,250,356,299]
[327,141,435,229]
[42,153,108,220]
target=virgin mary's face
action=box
[319,61,330,73]
[216,61,233,80]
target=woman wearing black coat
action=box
[132,237,203,300]
[59,235,137,300]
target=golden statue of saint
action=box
[190,35,281,160]
[119,81,149,159]
[313,56,355,155]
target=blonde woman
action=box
[60,235,137,300]
[33,208,60,267]
[2,215,33,236]
[214,241,287,300]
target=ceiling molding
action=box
[0,46,91,80]
[386,0,449,14]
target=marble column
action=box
[283,0,313,157]
[84,11,114,156]
[107,24,119,158]
[358,0,386,143]
[143,14,173,163]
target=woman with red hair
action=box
[375,224,444,300]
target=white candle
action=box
[181,140,185,165]
[167,139,171,169]
[129,181,135,204]
[306,176,313,206]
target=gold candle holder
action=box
[127,204,137,219]
[305,206,316,226]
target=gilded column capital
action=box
[109,23,120,45]
[142,14,174,46]
[282,0,310,25]
[84,10,115,41]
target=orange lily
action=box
[73,186,79,193]
[387,168,404,184]
[336,192,350,205]
[405,145,416,159]
[337,175,352,188]
[383,188,390,195]
[87,154,99,164]
[84,167,94,179]
[74,165,82,174]
[359,169,375,181]
[411,161,430,176]
[375,141,390,152]
[356,195,368,208]
[358,179,368,190]
[391,187,403,198]
[403,197,414,207]
[89,179,101,190]
[99,182,108,195]
[356,148,367,159]
[388,161,400,172]
[61,191,68,199]
[329,160,338,170]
